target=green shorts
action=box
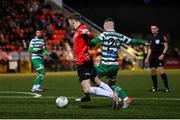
[95,64,119,81]
[32,58,44,71]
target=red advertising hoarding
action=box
[165,58,180,69]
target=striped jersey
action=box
[29,37,46,59]
[98,31,132,65]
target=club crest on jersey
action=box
[155,39,160,44]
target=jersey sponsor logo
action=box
[102,52,118,58]
[101,61,118,65]
[155,39,160,44]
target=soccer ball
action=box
[56,96,68,108]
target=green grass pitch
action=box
[0,69,180,119]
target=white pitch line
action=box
[0,91,42,98]
[0,91,180,101]
[134,97,180,101]
[0,95,180,101]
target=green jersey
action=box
[98,31,132,65]
[90,31,145,66]
[28,37,49,59]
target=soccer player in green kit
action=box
[90,18,150,108]
[28,30,50,92]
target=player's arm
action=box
[162,35,168,55]
[121,35,149,46]
[159,35,168,60]
[43,49,50,56]
[42,42,50,56]
[129,38,151,46]
[81,28,94,40]
[89,33,104,47]
[129,38,146,45]
[89,37,101,47]
[28,46,36,53]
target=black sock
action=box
[161,73,169,88]
[84,93,90,97]
[151,75,158,89]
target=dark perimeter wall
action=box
[64,0,180,47]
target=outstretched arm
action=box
[89,37,101,47]
[129,39,146,45]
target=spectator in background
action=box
[143,46,149,69]
[135,46,144,68]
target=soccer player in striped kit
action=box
[28,30,50,92]
[90,18,149,108]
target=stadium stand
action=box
[0,0,76,72]
[0,0,180,72]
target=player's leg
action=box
[95,64,120,108]
[112,85,127,100]
[76,63,119,108]
[150,67,158,92]
[93,76,119,109]
[75,63,92,102]
[95,64,113,93]
[76,61,115,102]
[149,57,158,92]
[94,76,113,93]
[158,66,170,92]
[77,78,117,102]
[35,67,45,91]
[77,79,91,102]
[108,66,134,109]
[106,65,119,87]
[89,64,115,98]
[112,85,134,109]
[31,58,45,92]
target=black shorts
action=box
[77,60,97,83]
[149,55,165,68]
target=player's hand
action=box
[81,29,90,34]
[145,58,149,64]
[43,50,50,56]
[159,54,164,60]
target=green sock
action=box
[35,69,45,85]
[112,86,127,99]
[35,74,44,85]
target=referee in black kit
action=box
[145,24,170,92]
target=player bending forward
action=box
[90,18,150,108]
[68,14,120,109]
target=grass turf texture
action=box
[0,69,180,119]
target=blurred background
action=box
[0,0,180,73]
